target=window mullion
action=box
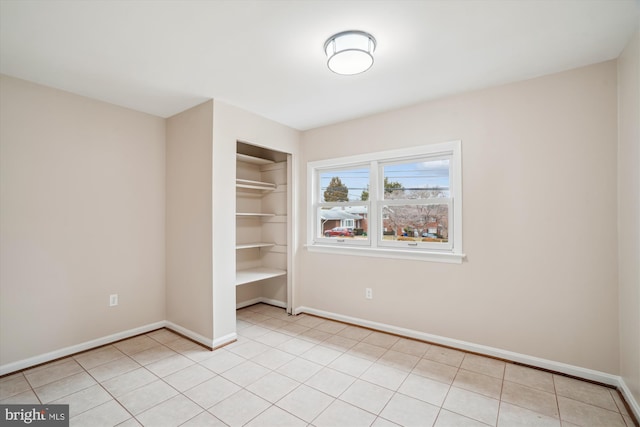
[370,160,379,248]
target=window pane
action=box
[383,159,449,200]
[320,168,369,202]
[318,206,368,239]
[381,204,448,242]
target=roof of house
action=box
[320,209,362,220]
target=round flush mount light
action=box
[324,30,376,75]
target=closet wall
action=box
[166,100,299,347]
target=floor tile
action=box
[226,340,270,359]
[183,376,241,409]
[497,401,561,427]
[115,417,141,426]
[278,322,311,337]
[424,345,466,367]
[244,405,307,427]
[69,399,131,427]
[557,395,625,426]
[453,369,503,399]
[340,379,394,414]
[502,380,559,418]
[434,409,492,426]
[6,304,636,427]
[238,325,272,340]
[51,383,112,417]
[398,373,450,406]
[323,335,359,352]
[135,394,202,426]
[246,371,300,403]
[116,379,178,415]
[412,358,459,384]
[74,345,126,370]
[0,389,40,404]
[300,344,343,366]
[305,367,356,397]
[298,328,332,343]
[442,386,500,425]
[361,362,409,391]
[251,348,295,370]
[276,384,334,423]
[460,353,505,379]
[180,411,227,427]
[372,417,402,427]
[147,328,181,345]
[362,332,400,349]
[328,353,373,377]
[260,318,291,331]
[162,364,216,392]
[610,389,631,416]
[88,356,141,383]
[255,331,294,347]
[129,344,177,366]
[314,320,347,334]
[379,392,440,427]
[277,357,323,382]
[347,342,388,361]
[198,349,245,373]
[504,363,555,393]
[313,399,377,427]
[25,358,84,388]
[378,349,420,372]
[390,338,431,358]
[294,314,326,328]
[221,360,270,387]
[101,367,157,397]
[0,373,31,400]
[276,337,316,355]
[145,353,194,377]
[209,389,270,426]
[337,325,373,341]
[554,375,618,411]
[623,413,636,427]
[113,335,159,356]
[165,338,210,359]
[34,371,96,403]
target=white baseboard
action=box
[164,321,216,348]
[295,305,639,419]
[237,297,286,310]
[0,321,165,376]
[211,332,238,349]
[618,376,640,422]
[0,321,239,376]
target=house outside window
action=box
[307,141,463,263]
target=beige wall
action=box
[299,61,620,374]
[0,75,166,366]
[618,28,640,405]
[166,101,214,341]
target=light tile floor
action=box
[1,303,636,427]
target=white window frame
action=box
[306,141,464,263]
[313,163,371,247]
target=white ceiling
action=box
[1,0,638,130]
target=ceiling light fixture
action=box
[324,30,376,75]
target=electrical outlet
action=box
[109,294,118,307]
[365,288,373,299]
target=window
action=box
[307,141,463,263]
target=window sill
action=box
[305,243,466,264]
